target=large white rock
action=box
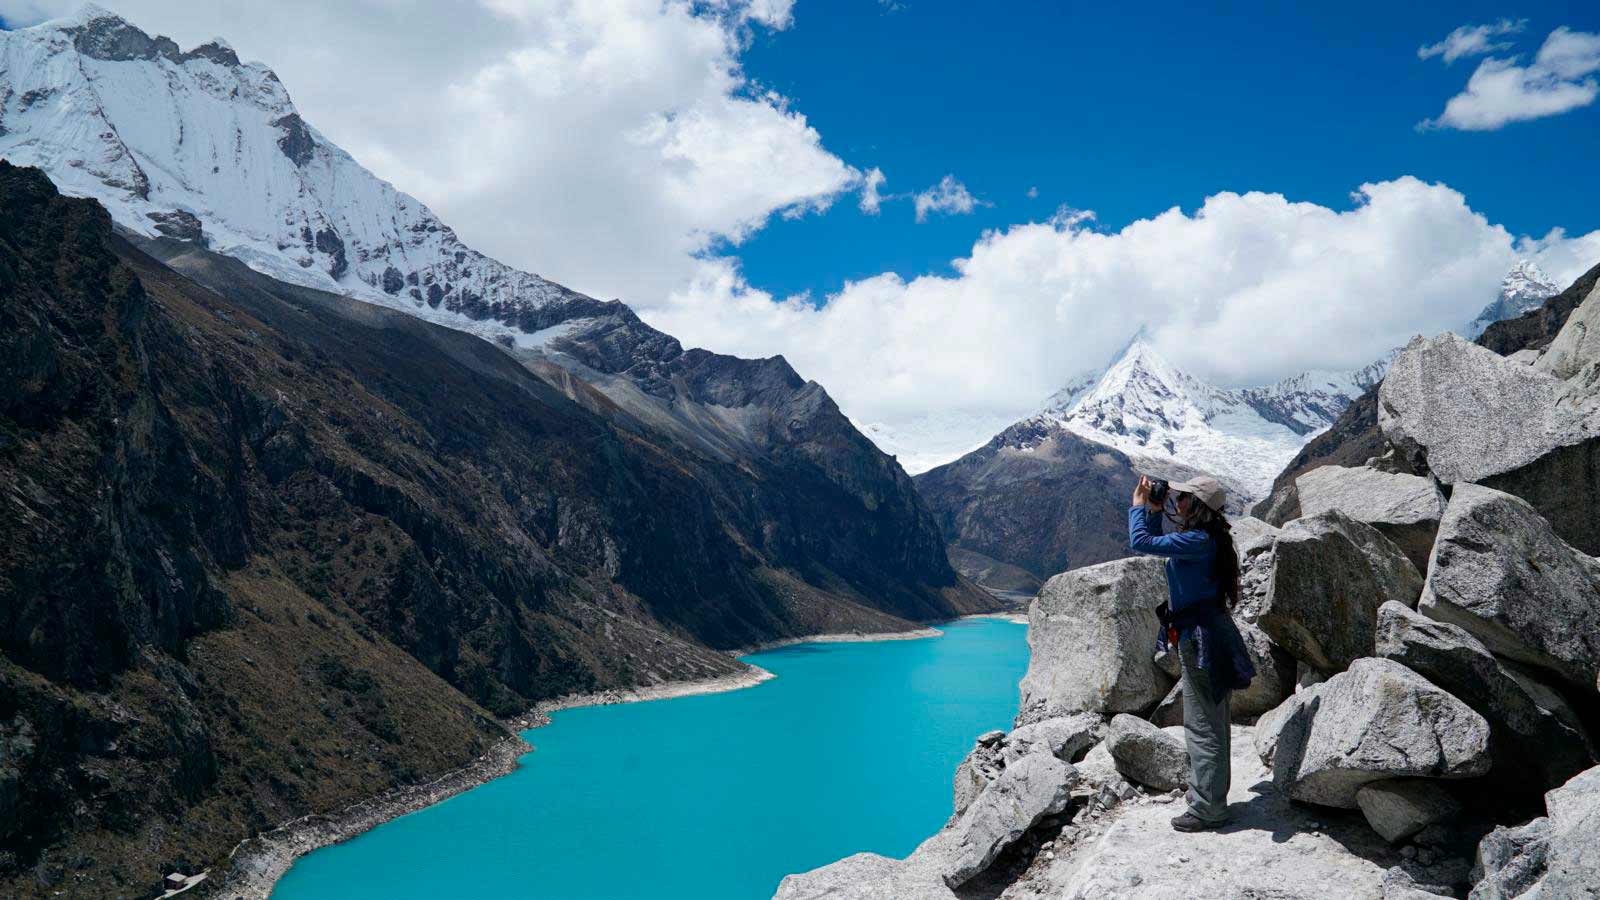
[1420,483,1600,691]
[1106,714,1187,792]
[1294,465,1444,573]
[1379,333,1576,485]
[1379,332,1600,555]
[1016,557,1173,724]
[943,751,1079,887]
[1029,724,1396,899]
[1267,658,1491,808]
[1257,509,1423,675]
[1356,779,1462,844]
[1376,600,1595,793]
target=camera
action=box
[1147,478,1170,506]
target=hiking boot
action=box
[1170,811,1223,832]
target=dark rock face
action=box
[915,420,1137,583]
[0,163,990,894]
[314,227,347,280]
[180,40,241,67]
[72,12,182,61]
[273,113,316,167]
[146,209,204,244]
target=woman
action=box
[1128,474,1253,832]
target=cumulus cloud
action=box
[2,0,860,305]
[1421,26,1600,130]
[644,178,1600,437]
[1418,19,1524,64]
[858,167,887,215]
[912,175,982,222]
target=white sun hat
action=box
[1167,475,1226,512]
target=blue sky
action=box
[732,0,1600,300]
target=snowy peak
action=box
[0,7,586,349]
[1018,334,1388,501]
[1464,259,1561,338]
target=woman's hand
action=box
[1132,475,1150,509]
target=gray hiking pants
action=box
[1178,636,1231,823]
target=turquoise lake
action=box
[271,617,1029,899]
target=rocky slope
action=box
[0,163,990,898]
[782,302,1600,895]
[0,7,980,629]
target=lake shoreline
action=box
[214,620,987,899]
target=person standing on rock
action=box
[1128,474,1255,832]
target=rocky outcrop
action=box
[1257,510,1423,675]
[1105,715,1188,792]
[1470,764,1600,899]
[1264,658,1490,808]
[1232,516,1281,620]
[943,752,1080,887]
[1293,465,1444,573]
[1531,281,1600,380]
[1379,333,1600,555]
[1356,779,1462,844]
[0,163,990,895]
[1376,601,1595,794]
[1419,484,1600,691]
[1257,262,1600,531]
[1378,334,1577,483]
[1016,558,1172,723]
[953,715,1102,816]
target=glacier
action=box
[0,5,584,348]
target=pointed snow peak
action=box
[1501,258,1559,296]
[1464,258,1562,338]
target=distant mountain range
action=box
[0,9,999,893]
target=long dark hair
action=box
[1172,495,1240,609]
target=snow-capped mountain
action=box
[1021,335,1390,502]
[1463,260,1562,339]
[0,6,583,346]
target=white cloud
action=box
[913,174,982,223]
[1421,26,1600,130]
[643,178,1600,439]
[858,166,887,215]
[4,0,860,306]
[1418,19,1524,64]
[1027,186,1039,199]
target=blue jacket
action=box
[1127,506,1255,702]
[1127,506,1220,616]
